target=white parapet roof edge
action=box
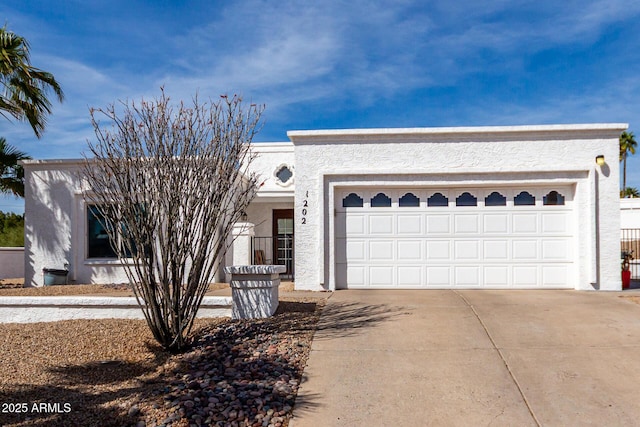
[287,123,629,139]
[20,141,292,166]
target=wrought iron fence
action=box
[251,235,294,280]
[621,229,640,279]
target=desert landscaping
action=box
[0,281,325,427]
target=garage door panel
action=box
[454,214,480,233]
[541,213,569,233]
[513,214,538,233]
[542,265,568,286]
[485,266,509,287]
[336,186,574,289]
[347,266,365,286]
[542,240,570,260]
[484,214,509,233]
[513,266,538,286]
[369,240,394,260]
[345,240,365,261]
[398,240,422,260]
[370,215,393,234]
[513,240,538,259]
[426,240,450,260]
[398,266,422,286]
[427,266,450,286]
[397,215,422,234]
[484,240,509,259]
[369,266,394,286]
[454,240,480,260]
[426,215,450,234]
[344,215,365,236]
[455,266,481,286]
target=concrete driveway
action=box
[290,290,640,426]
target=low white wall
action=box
[0,295,231,323]
[621,198,640,229]
[0,247,24,279]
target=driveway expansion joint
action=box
[454,290,541,427]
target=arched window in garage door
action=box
[485,191,507,206]
[399,192,420,207]
[543,191,565,205]
[427,192,449,207]
[514,191,535,206]
[342,193,364,207]
[456,192,477,206]
[371,193,392,207]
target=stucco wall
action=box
[289,124,624,291]
[243,142,295,240]
[22,160,130,287]
[23,143,295,287]
[249,142,295,196]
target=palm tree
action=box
[620,131,637,196]
[0,26,64,138]
[621,187,640,198]
[0,137,30,197]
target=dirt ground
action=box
[0,279,296,296]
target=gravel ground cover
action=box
[0,281,236,297]
[0,283,324,427]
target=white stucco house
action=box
[23,123,625,290]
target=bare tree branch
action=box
[82,89,263,352]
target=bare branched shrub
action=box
[83,90,263,352]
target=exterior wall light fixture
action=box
[595,155,605,166]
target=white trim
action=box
[325,173,586,290]
[288,123,628,139]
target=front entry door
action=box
[273,209,294,279]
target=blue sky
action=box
[1,0,640,213]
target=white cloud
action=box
[3,0,640,162]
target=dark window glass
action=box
[427,192,449,207]
[87,206,117,258]
[399,192,420,207]
[371,192,392,207]
[342,193,363,207]
[456,192,477,207]
[276,166,293,183]
[87,205,143,259]
[543,191,565,205]
[485,191,506,206]
[514,191,536,206]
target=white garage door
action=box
[335,187,575,289]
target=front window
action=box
[87,205,139,259]
[87,205,117,258]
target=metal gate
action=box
[252,235,294,280]
[621,229,640,279]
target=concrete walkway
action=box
[290,290,640,426]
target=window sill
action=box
[84,258,135,266]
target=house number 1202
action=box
[301,191,309,224]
